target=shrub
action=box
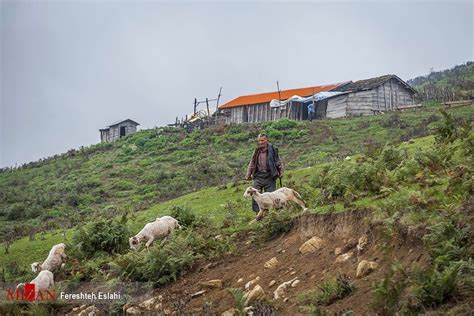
[423,221,470,268]
[257,210,293,241]
[114,230,203,285]
[170,205,201,228]
[435,109,461,144]
[264,118,300,130]
[73,215,129,257]
[410,263,460,309]
[371,263,408,314]
[299,275,354,307]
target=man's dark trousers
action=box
[252,171,277,212]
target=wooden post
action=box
[216,87,222,109]
[206,98,210,117]
[194,98,197,114]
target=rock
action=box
[299,237,324,254]
[244,284,265,305]
[221,309,238,316]
[245,276,260,290]
[283,297,289,302]
[336,252,353,263]
[356,260,378,278]
[345,156,351,161]
[274,277,298,300]
[191,290,206,298]
[269,280,276,287]
[335,247,342,255]
[78,311,86,316]
[290,271,296,275]
[139,296,162,310]
[264,257,278,269]
[200,279,223,289]
[291,280,300,287]
[357,235,369,253]
[126,307,142,315]
[237,278,243,283]
[72,307,80,312]
[341,239,358,253]
[214,235,224,241]
[245,240,252,245]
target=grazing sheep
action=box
[129,216,181,251]
[17,270,54,293]
[31,243,66,273]
[243,186,307,220]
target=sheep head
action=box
[129,236,141,251]
[243,187,259,199]
[31,262,42,273]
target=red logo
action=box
[5,284,57,301]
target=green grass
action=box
[0,131,447,278]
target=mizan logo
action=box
[6,284,57,301]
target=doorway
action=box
[120,126,126,137]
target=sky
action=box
[1,0,473,168]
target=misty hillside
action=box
[407,61,474,101]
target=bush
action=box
[371,263,408,314]
[114,230,203,285]
[410,263,460,309]
[170,205,202,228]
[423,221,470,268]
[435,109,458,144]
[257,210,294,241]
[73,215,129,257]
[299,274,354,307]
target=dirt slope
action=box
[149,210,431,315]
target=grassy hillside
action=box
[0,105,472,314]
[408,61,474,101]
[1,105,473,246]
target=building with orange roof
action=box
[217,75,416,124]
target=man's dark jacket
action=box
[246,144,283,179]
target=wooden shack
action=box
[328,74,417,118]
[218,75,416,123]
[100,119,139,142]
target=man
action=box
[245,133,283,214]
[307,102,315,122]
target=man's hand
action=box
[245,175,252,181]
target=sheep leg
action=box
[290,195,307,210]
[256,208,267,221]
[145,236,155,248]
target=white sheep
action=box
[31,243,67,273]
[243,186,307,220]
[129,216,181,251]
[17,270,54,293]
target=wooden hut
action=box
[100,119,139,142]
[218,75,416,123]
[328,74,417,118]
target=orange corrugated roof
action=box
[219,82,349,109]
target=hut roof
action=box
[107,119,140,127]
[335,75,416,94]
[218,82,349,109]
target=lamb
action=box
[17,270,54,293]
[31,243,66,274]
[129,216,181,251]
[243,186,307,220]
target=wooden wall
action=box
[327,95,348,118]
[101,122,138,142]
[226,102,299,124]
